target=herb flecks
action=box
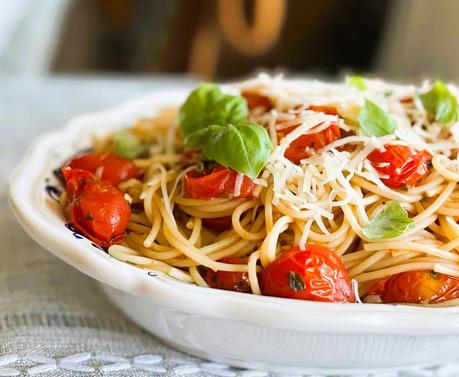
[288,271,305,292]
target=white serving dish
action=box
[8,83,459,375]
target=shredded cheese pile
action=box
[244,74,459,250]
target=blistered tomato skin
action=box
[62,167,131,248]
[283,124,341,164]
[241,89,273,111]
[204,257,251,293]
[367,145,432,188]
[65,152,139,186]
[280,105,341,164]
[260,245,355,303]
[367,270,459,304]
[184,165,254,200]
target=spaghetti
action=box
[62,75,459,305]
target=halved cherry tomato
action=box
[241,89,273,111]
[62,167,131,248]
[202,216,233,232]
[260,245,354,303]
[204,257,251,293]
[367,144,432,188]
[283,124,341,164]
[279,105,341,164]
[65,152,139,186]
[184,165,254,200]
[366,270,459,304]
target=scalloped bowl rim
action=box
[8,81,459,337]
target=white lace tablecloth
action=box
[1,75,458,377]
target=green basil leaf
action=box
[113,130,149,159]
[346,75,366,90]
[419,80,458,123]
[179,84,248,136]
[185,122,272,178]
[358,99,397,136]
[363,201,415,240]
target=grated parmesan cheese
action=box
[243,75,459,223]
[234,173,244,197]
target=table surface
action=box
[1,75,458,377]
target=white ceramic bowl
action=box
[8,84,459,375]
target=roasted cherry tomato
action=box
[241,89,273,111]
[260,245,354,303]
[65,152,139,186]
[283,124,341,164]
[202,216,233,232]
[204,257,251,293]
[62,167,131,248]
[367,144,432,188]
[280,105,341,164]
[184,165,254,200]
[366,270,459,304]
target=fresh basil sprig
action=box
[113,130,149,159]
[419,80,458,124]
[358,99,397,137]
[179,84,272,178]
[179,84,248,136]
[185,123,271,178]
[346,75,366,90]
[363,201,415,240]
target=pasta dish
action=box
[59,75,459,305]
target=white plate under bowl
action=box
[8,82,459,375]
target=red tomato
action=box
[205,257,251,293]
[399,96,414,104]
[367,144,432,188]
[283,124,341,164]
[65,152,139,186]
[62,167,131,248]
[260,245,354,303]
[280,105,341,164]
[241,89,273,111]
[366,270,459,304]
[202,216,233,232]
[307,105,339,116]
[184,165,255,200]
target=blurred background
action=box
[1,0,458,82]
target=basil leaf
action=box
[358,99,397,136]
[419,80,458,123]
[363,201,415,240]
[185,122,272,178]
[113,131,149,159]
[346,75,366,90]
[179,84,248,136]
